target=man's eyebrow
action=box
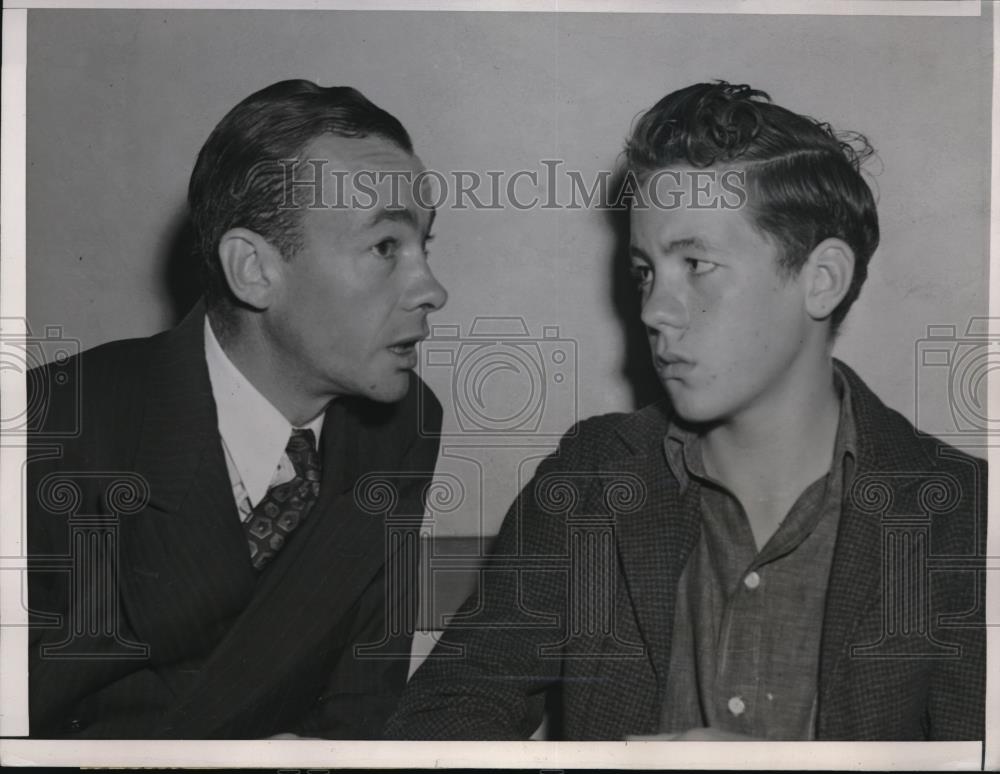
[364,206,436,236]
[365,207,419,229]
[629,244,650,260]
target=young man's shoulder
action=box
[550,399,673,470]
[840,359,985,478]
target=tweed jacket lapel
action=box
[119,303,257,663]
[818,361,937,714]
[600,402,702,703]
[599,361,937,733]
[157,393,409,736]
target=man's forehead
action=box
[294,132,434,222]
[302,132,421,174]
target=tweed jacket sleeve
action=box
[384,412,634,740]
[926,453,987,740]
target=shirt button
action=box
[728,696,746,716]
[743,571,761,590]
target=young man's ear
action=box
[803,238,855,322]
[217,228,284,310]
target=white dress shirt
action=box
[204,318,324,521]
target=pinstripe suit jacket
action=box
[27,303,441,738]
[386,361,986,740]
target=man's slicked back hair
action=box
[188,79,413,316]
[625,81,879,332]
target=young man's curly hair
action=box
[625,81,880,332]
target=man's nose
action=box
[408,262,448,312]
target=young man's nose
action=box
[640,280,687,332]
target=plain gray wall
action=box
[26,9,991,536]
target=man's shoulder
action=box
[72,332,160,375]
[31,316,192,387]
[28,331,167,433]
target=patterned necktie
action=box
[243,428,322,570]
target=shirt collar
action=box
[204,318,324,506]
[663,363,858,493]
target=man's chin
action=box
[363,373,412,404]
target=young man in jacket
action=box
[386,81,986,741]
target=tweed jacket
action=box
[386,361,986,740]
[27,303,442,738]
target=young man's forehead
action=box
[637,164,748,196]
[629,191,768,257]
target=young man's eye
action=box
[629,263,653,287]
[422,233,435,256]
[685,258,716,276]
[372,238,399,259]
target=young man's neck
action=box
[699,348,842,548]
[209,312,328,427]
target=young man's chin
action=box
[662,386,721,427]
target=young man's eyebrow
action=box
[628,237,710,260]
[663,236,710,253]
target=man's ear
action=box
[217,228,283,310]
[803,237,855,322]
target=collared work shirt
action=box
[659,370,857,739]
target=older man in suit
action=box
[28,79,447,738]
[385,81,986,741]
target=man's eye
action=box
[629,264,652,287]
[422,233,436,256]
[372,238,399,259]
[685,258,716,276]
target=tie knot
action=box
[286,428,320,479]
[287,427,316,452]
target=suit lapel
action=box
[601,407,701,701]
[157,395,407,736]
[118,303,256,662]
